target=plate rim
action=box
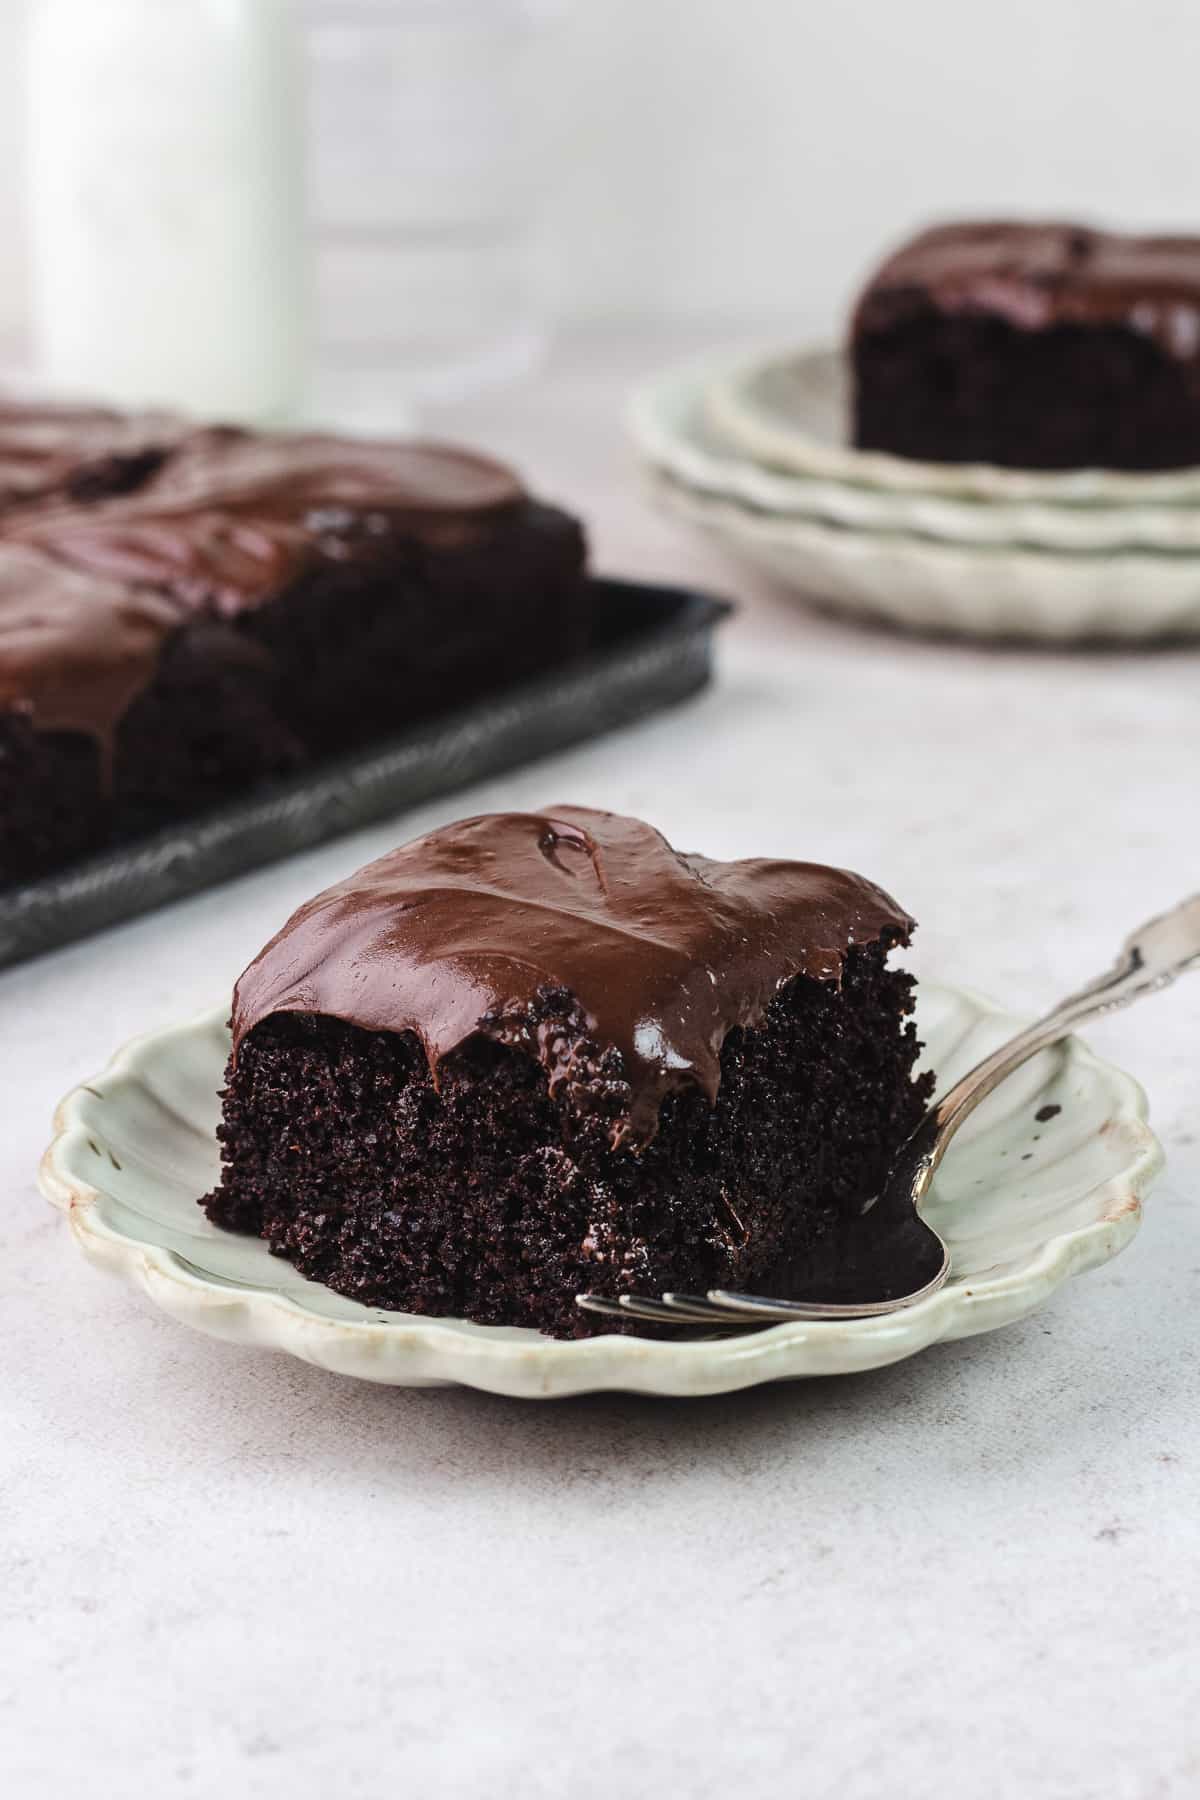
[647,467,1200,642]
[38,982,1163,1397]
[648,463,1200,568]
[629,355,1200,553]
[704,344,1200,505]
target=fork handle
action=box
[912,893,1200,1194]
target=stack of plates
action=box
[630,346,1200,640]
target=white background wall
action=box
[2,0,1199,343]
[550,0,1200,330]
[0,0,28,339]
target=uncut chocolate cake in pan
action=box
[851,220,1200,470]
[0,408,588,887]
[204,807,934,1339]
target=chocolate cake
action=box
[0,417,587,886]
[0,399,185,518]
[851,221,1200,470]
[0,542,303,881]
[204,807,933,1338]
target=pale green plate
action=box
[40,983,1160,1399]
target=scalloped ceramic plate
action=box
[649,468,1200,641]
[629,353,1200,555]
[39,982,1160,1398]
[706,345,1200,506]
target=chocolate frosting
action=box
[0,400,183,515]
[16,508,314,618]
[854,221,1200,359]
[231,807,914,1148]
[0,544,179,767]
[131,429,524,516]
[15,432,527,616]
[1,416,532,743]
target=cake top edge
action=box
[852,218,1200,354]
[230,806,916,1148]
[0,401,526,519]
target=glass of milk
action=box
[27,0,305,423]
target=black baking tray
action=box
[0,577,731,971]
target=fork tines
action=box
[575,1291,746,1327]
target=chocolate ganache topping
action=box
[231,807,914,1147]
[854,221,1200,360]
[0,427,530,750]
[135,429,525,516]
[16,432,527,616]
[0,400,184,516]
[0,543,179,764]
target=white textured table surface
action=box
[3,333,1199,1799]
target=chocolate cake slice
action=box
[204,807,934,1338]
[851,220,1200,470]
[0,421,588,885]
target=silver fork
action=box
[577,894,1200,1331]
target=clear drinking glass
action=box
[304,0,557,429]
